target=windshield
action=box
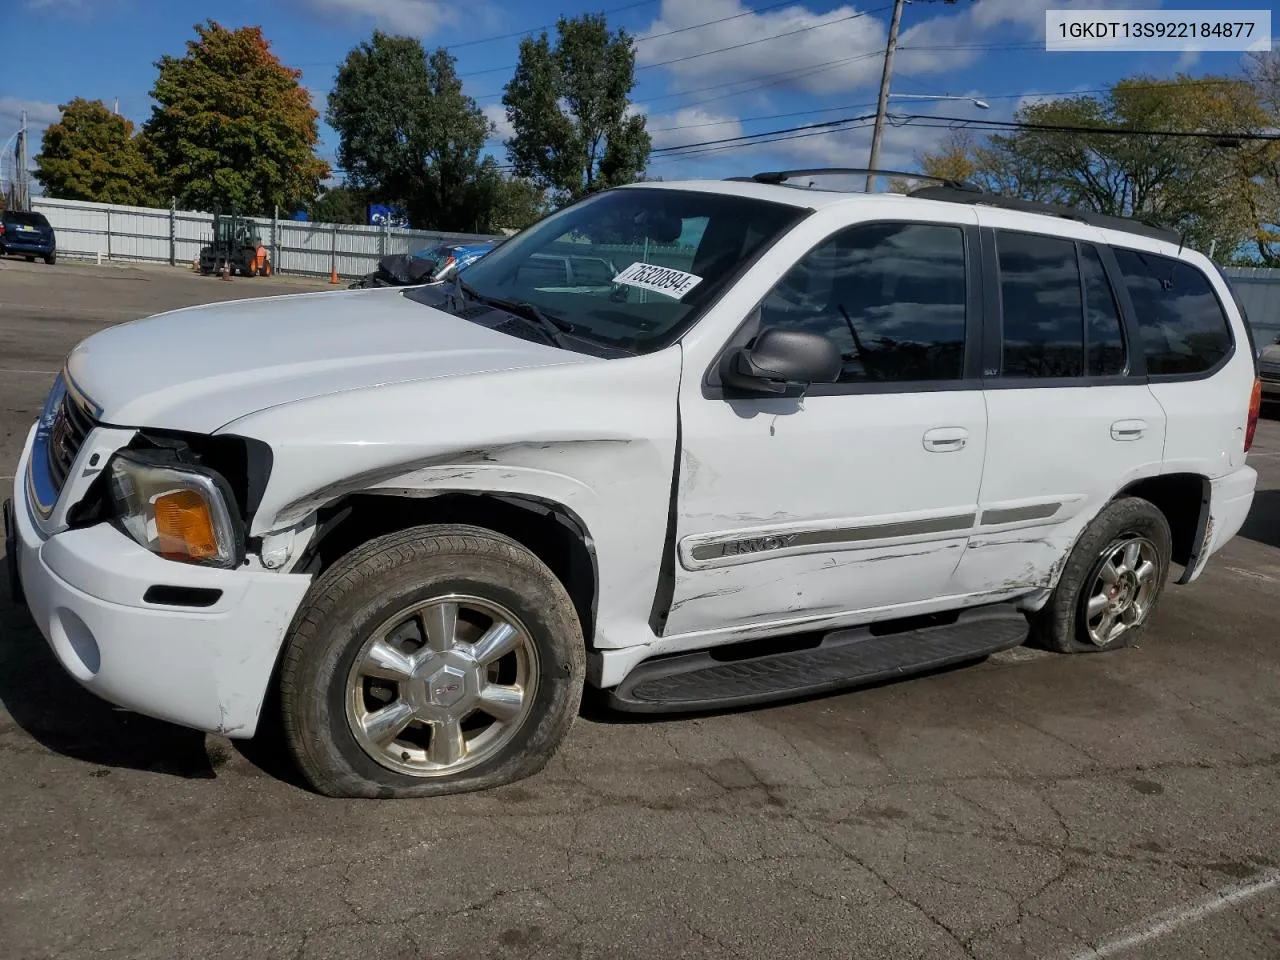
[454,187,808,352]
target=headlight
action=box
[108,450,243,568]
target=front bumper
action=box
[1261,371,1280,397]
[7,427,311,738]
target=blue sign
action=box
[292,210,309,221]
[368,204,409,228]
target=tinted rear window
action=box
[4,211,47,227]
[1113,249,1232,375]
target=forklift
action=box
[198,209,272,278]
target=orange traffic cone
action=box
[220,262,231,281]
[329,265,340,285]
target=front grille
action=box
[45,388,96,493]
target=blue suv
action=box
[0,209,57,264]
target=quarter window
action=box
[1112,248,1233,375]
[759,222,968,383]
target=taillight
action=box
[1245,377,1262,453]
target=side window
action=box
[1081,245,1126,376]
[1113,248,1233,375]
[996,231,1082,378]
[760,222,967,383]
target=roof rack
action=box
[726,168,983,193]
[906,185,1182,245]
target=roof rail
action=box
[726,168,983,192]
[906,186,1182,245]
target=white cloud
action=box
[639,0,1155,104]
[648,107,745,149]
[483,104,515,142]
[895,0,1156,74]
[637,0,887,96]
[301,0,454,35]
[24,0,109,16]
[1174,49,1201,71]
[0,97,61,131]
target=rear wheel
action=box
[1030,497,1172,654]
[279,524,585,798]
[44,250,55,265]
[24,255,34,263]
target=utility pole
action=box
[17,109,28,210]
[865,0,906,194]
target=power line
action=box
[648,100,879,133]
[462,4,893,78]
[652,114,878,155]
[892,113,1280,141]
[292,0,658,68]
[639,5,893,71]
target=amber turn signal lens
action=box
[1245,378,1262,453]
[153,489,220,561]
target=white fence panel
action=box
[29,196,498,278]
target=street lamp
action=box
[888,93,991,110]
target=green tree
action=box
[327,34,497,232]
[34,98,159,205]
[503,14,650,204]
[143,20,329,214]
[490,175,548,231]
[309,185,369,224]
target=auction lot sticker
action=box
[1046,9,1271,51]
[613,262,704,299]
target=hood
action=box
[65,287,590,433]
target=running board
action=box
[607,604,1029,714]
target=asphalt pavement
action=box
[1,257,1278,960]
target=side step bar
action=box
[607,604,1029,714]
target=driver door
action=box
[663,215,989,638]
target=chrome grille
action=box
[44,383,96,496]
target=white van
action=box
[6,170,1261,798]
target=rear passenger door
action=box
[1109,247,1248,482]
[949,224,1167,597]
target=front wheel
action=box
[44,250,56,265]
[1029,496,1172,654]
[279,524,585,798]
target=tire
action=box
[24,255,34,262]
[1029,496,1172,654]
[279,523,585,798]
[44,250,56,265]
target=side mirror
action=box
[719,327,842,398]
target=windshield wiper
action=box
[454,278,573,349]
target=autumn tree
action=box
[143,20,329,214]
[34,98,159,205]
[328,34,497,231]
[503,14,650,204]
[918,75,1265,253]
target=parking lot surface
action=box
[2,258,1279,960]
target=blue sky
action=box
[3,0,1275,193]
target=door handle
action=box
[1110,419,1147,441]
[923,426,969,453]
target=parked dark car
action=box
[0,210,56,264]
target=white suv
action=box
[4,171,1262,798]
